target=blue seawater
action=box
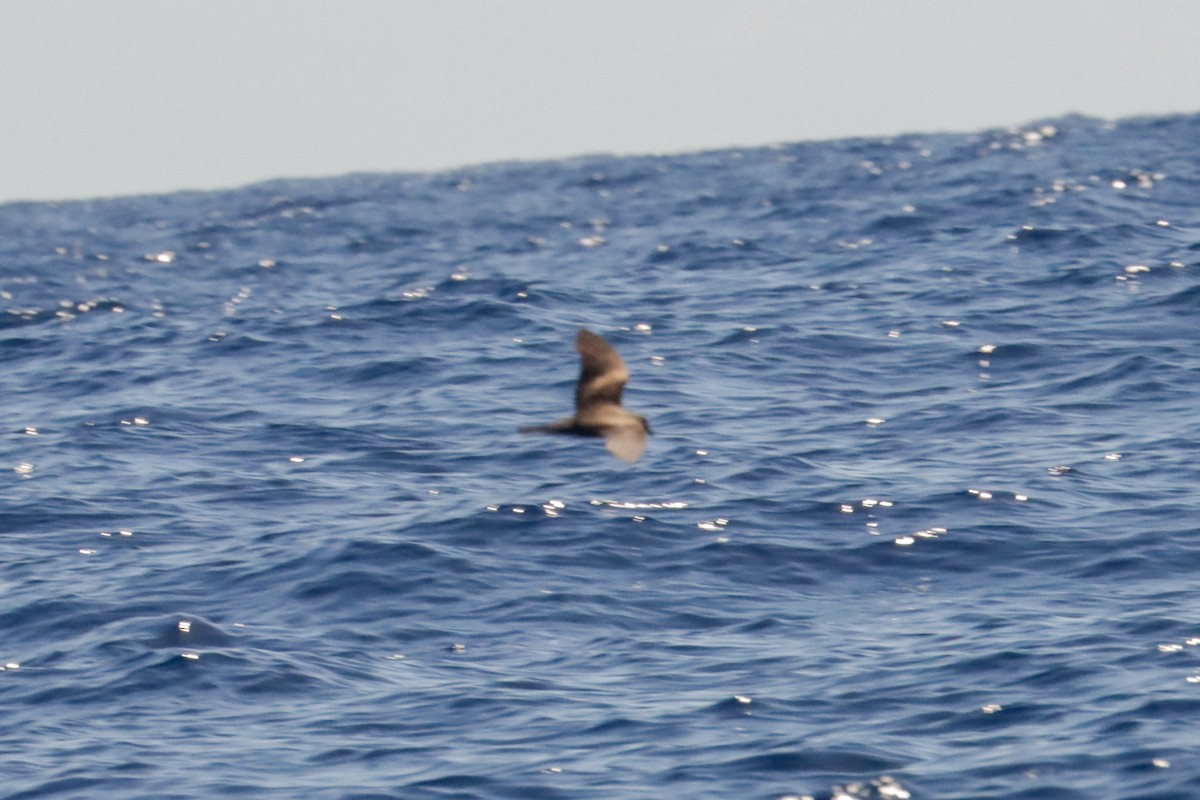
[3,113,1200,800]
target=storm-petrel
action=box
[520,328,651,462]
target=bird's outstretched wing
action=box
[604,422,648,463]
[575,328,628,411]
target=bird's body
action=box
[520,328,651,462]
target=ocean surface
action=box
[3,113,1200,800]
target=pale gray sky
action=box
[3,1,1198,203]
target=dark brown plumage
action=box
[520,328,651,462]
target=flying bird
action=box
[520,328,651,462]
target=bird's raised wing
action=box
[575,328,628,410]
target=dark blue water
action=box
[3,113,1200,800]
